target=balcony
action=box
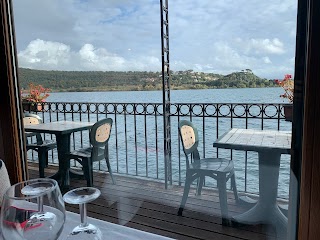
[25,101,291,239]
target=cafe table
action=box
[24,121,94,189]
[213,128,291,233]
[60,211,173,240]
[0,210,173,240]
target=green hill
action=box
[205,70,275,89]
[18,68,161,92]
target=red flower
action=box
[276,74,294,103]
[284,74,292,79]
[21,83,51,103]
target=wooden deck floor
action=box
[28,163,280,240]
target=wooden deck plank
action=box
[63,188,271,240]
[28,163,278,240]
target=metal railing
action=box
[25,102,292,198]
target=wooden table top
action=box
[24,121,94,135]
[213,128,291,153]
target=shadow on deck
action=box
[28,163,280,240]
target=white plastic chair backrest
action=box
[180,125,196,150]
[23,116,41,125]
[0,160,11,207]
[95,123,111,143]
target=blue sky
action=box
[13,0,297,79]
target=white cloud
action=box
[13,0,298,78]
[236,38,285,55]
[289,57,296,64]
[78,44,126,70]
[18,39,161,71]
[18,39,70,68]
[250,38,285,54]
[262,57,272,64]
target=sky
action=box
[13,0,297,79]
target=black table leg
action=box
[49,133,71,190]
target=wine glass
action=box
[0,178,65,240]
[63,187,101,240]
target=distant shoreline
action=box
[50,85,279,93]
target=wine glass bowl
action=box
[21,181,54,195]
[0,178,65,240]
[63,187,101,240]
[22,180,59,232]
[63,187,100,205]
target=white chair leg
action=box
[105,158,115,184]
[217,174,229,226]
[231,173,239,203]
[196,176,205,196]
[178,172,193,216]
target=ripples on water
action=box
[48,87,285,104]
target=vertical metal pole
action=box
[160,0,172,189]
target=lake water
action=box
[47,87,286,104]
[41,87,291,198]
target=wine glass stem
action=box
[38,196,44,213]
[79,203,88,227]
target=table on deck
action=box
[24,121,94,189]
[213,128,291,233]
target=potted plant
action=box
[276,74,293,121]
[21,83,51,112]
